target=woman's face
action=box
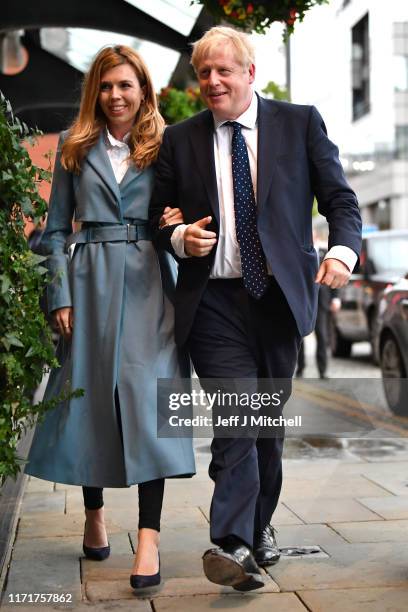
[98,63,145,135]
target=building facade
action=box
[290,0,408,231]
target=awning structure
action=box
[0,0,213,132]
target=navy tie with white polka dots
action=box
[227,121,269,299]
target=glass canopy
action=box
[40,27,180,90]
[124,0,201,36]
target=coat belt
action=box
[66,224,152,249]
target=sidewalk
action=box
[1,436,408,611]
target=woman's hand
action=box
[53,307,74,340]
[159,206,184,228]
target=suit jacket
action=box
[149,95,362,346]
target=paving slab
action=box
[163,490,212,509]
[359,472,408,496]
[358,495,408,519]
[356,460,408,478]
[153,593,308,611]
[54,483,86,492]
[107,506,208,531]
[82,555,132,584]
[280,475,392,499]
[21,491,66,514]
[85,572,279,601]
[275,524,347,547]
[66,485,213,513]
[25,476,55,493]
[329,519,408,543]
[65,490,139,515]
[282,460,368,479]
[198,502,304,526]
[82,550,203,582]
[272,504,304,526]
[268,542,408,591]
[4,536,82,604]
[18,511,123,540]
[298,586,408,612]
[130,527,212,553]
[104,532,134,555]
[0,602,150,611]
[100,488,139,505]
[284,497,383,523]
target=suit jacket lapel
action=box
[85,132,122,203]
[257,96,283,211]
[188,110,220,225]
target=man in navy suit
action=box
[150,26,361,591]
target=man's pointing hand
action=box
[184,216,217,257]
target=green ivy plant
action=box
[0,93,81,484]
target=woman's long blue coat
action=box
[26,132,196,487]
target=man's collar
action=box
[213,91,258,131]
[105,127,131,148]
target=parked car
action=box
[377,279,408,416]
[330,229,408,359]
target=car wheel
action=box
[381,335,408,416]
[330,317,352,358]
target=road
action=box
[285,335,408,451]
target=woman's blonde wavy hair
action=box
[61,45,164,173]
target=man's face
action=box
[197,42,255,121]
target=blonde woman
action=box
[26,45,195,589]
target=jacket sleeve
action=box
[307,105,362,259]
[149,127,181,261]
[40,133,75,314]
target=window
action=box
[352,14,370,120]
[396,125,408,159]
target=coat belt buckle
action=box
[126,223,138,243]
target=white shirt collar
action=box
[105,127,131,148]
[213,91,258,131]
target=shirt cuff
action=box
[170,224,191,258]
[324,245,358,272]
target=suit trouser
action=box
[187,278,301,549]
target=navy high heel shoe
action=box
[82,522,110,561]
[130,552,160,589]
